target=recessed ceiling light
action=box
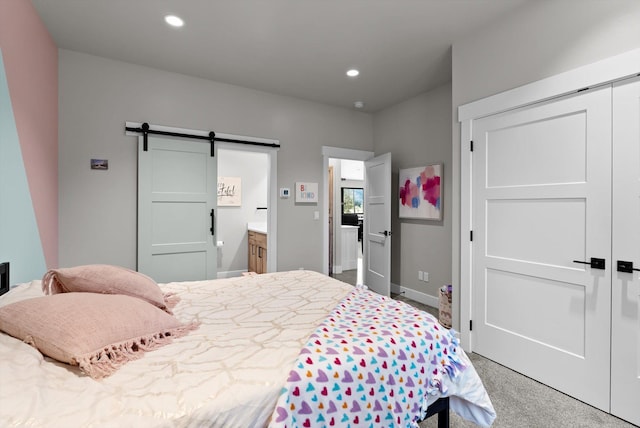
[354,101,365,109]
[346,69,360,77]
[164,15,184,27]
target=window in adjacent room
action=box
[342,187,363,215]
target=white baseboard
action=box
[333,265,343,274]
[217,270,246,279]
[391,282,439,309]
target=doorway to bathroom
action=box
[216,147,270,278]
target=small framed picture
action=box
[91,159,108,170]
[295,182,318,203]
[217,176,242,206]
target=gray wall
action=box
[58,49,373,273]
[450,0,640,328]
[57,0,640,304]
[373,83,452,297]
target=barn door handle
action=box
[617,260,640,273]
[572,257,605,270]
[210,209,215,236]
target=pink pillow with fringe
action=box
[0,293,199,379]
[42,264,178,314]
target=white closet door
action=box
[138,136,217,283]
[364,153,392,296]
[611,76,640,426]
[472,86,612,411]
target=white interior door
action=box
[472,87,612,410]
[138,136,217,283]
[364,152,391,296]
[611,76,640,426]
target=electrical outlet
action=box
[418,271,423,281]
[424,271,429,282]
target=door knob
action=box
[572,257,606,270]
[617,260,640,273]
[377,230,392,237]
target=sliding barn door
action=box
[610,76,640,426]
[138,136,217,283]
[472,86,612,410]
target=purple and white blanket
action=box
[269,285,469,428]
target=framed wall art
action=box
[217,176,242,206]
[398,163,442,220]
[90,159,108,170]
[295,182,318,203]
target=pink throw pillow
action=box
[41,264,177,313]
[0,293,198,379]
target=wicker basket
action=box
[438,285,452,329]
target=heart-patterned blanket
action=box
[269,284,466,428]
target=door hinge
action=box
[470,230,473,241]
[470,320,473,331]
[470,140,474,152]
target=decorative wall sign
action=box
[399,163,442,220]
[217,176,242,206]
[90,159,108,170]
[295,182,318,203]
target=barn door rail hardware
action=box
[126,122,280,156]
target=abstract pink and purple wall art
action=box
[398,164,442,220]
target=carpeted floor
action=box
[394,296,636,428]
[331,274,636,427]
[419,350,635,427]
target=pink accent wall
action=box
[0,0,58,268]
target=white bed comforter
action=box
[0,270,494,427]
[0,270,353,428]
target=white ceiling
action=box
[31,0,528,113]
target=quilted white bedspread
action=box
[0,270,353,427]
[0,270,495,427]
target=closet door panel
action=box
[611,76,640,426]
[472,86,612,411]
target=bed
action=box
[0,269,495,427]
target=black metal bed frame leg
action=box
[423,397,450,428]
[438,406,450,428]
